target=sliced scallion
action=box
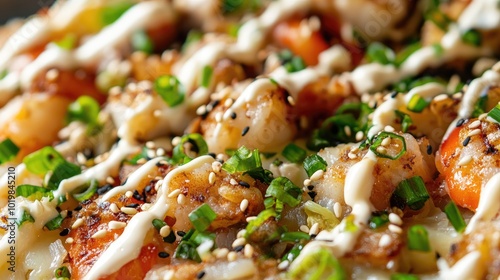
[201,65,213,88]
[407,225,431,252]
[222,146,261,173]
[370,132,406,160]
[101,2,133,26]
[395,110,413,133]
[303,154,327,177]
[282,143,306,164]
[391,273,419,280]
[16,210,34,227]
[171,133,208,164]
[444,201,466,233]
[174,240,201,262]
[0,138,19,164]
[47,161,81,190]
[369,211,389,229]
[407,94,429,113]
[472,94,488,118]
[154,75,185,107]
[462,29,482,46]
[280,231,311,242]
[395,42,421,67]
[488,104,500,123]
[265,177,302,208]
[392,176,429,210]
[16,184,53,201]
[365,42,395,65]
[45,214,65,230]
[245,208,277,237]
[55,266,71,279]
[188,203,217,232]
[288,248,346,280]
[72,179,98,202]
[132,30,154,54]
[23,147,66,176]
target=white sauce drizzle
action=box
[85,155,214,279]
[458,0,500,31]
[465,173,500,234]
[439,251,483,280]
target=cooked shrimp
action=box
[437,118,500,211]
[0,93,71,159]
[200,79,298,154]
[315,133,435,212]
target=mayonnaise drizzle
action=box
[85,155,215,279]
[458,0,500,31]
[465,172,500,234]
[439,251,483,280]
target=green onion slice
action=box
[472,94,488,118]
[171,133,208,164]
[395,110,413,133]
[444,201,466,233]
[47,161,82,190]
[245,208,277,237]
[181,30,202,52]
[16,184,54,201]
[154,75,185,107]
[369,132,407,160]
[174,240,201,262]
[303,201,339,230]
[55,266,71,279]
[462,29,482,46]
[72,179,98,202]
[282,143,307,164]
[101,2,133,26]
[132,29,154,54]
[407,94,429,113]
[23,147,66,176]
[392,176,429,210]
[45,214,65,231]
[223,146,261,173]
[488,104,500,123]
[303,154,327,177]
[288,248,346,280]
[66,96,101,127]
[266,177,302,207]
[369,211,389,229]
[395,42,421,67]
[407,225,431,252]
[280,231,311,242]
[17,210,35,227]
[365,42,395,65]
[188,203,217,232]
[0,138,19,164]
[391,273,419,280]
[201,65,213,88]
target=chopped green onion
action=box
[152,218,176,243]
[222,0,245,14]
[369,211,389,229]
[0,69,7,80]
[174,240,201,262]
[181,30,202,52]
[45,214,65,230]
[55,266,71,279]
[200,65,213,88]
[395,42,421,67]
[72,179,98,202]
[152,218,167,231]
[227,23,241,37]
[188,203,217,232]
[278,49,306,72]
[282,143,307,163]
[47,161,82,190]
[101,2,133,26]
[407,94,429,113]
[171,133,208,164]
[370,132,407,160]
[280,232,311,242]
[395,110,413,133]
[16,184,53,201]
[462,29,482,46]
[154,75,185,107]
[282,243,304,263]
[245,208,277,237]
[303,154,327,177]
[407,225,431,252]
[244,167,274,184]
[365,42,395,65]
[472,94,488,118]
[444,201,466,233]
[488,104,500,123]
[66,96,101,129]
[391,273,419,280]
[303,201,339,230]
[132,30,154,54]
[128,146,150,165]
[54,34,77,50]
[16,210,34,227]
[432,43,444,55]
[426,9,451,31]
[288,248,346,280]
[23,147,66,176]
[344,215,358,232]
[392,176,429,210]
[266,177,302,207]
[223,146,261,173]
[0,138,19,164]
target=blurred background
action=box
[0,0,55,24]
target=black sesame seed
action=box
[426,144,432,155]
[177,231,186,237]
[145,185,152,193]
[241,126,250,136]
[74,205,83,211]
[456,118,465,127]
[390,91,398,98]
[155,161,165,167]
[310,234,318,238]
[436,252,441,259]
[125,203,139,208]
[67,211,73,218]
[308,191,317,200]
[234,245,244,252]
[97,184,113,195]
[133,190,143,201]
[307,185,314,190]
[59,228,70,237]
[462,136,471,147]
[230,112,237,119]
[197,271,206,279]
[208,152,216,158]
[158,252,170,258]
[238,181,250,188]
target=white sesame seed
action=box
[308,16,321,32]
[384,126,395,132]
[121,207,138,215]
[244,244,254,258]
[457,155,473,166]
[106,176,115,185]
[334,202,343,218]
[351,147,359,153]
[467,128,481,137]
[172,136,181,146]
[156,148,166,156]
[468,120,481,129]
[232,237,246,248]
[240,199,249,212]
[65,237,74,244]
[140,203,152,211]
[356,131,364,142]
[110,203,120,213]
[125,191,133,198]
[76,153,87,165]
[45,69,59,82]
[224,98,234,107]
[344,126,351,137]
[388,224,403,234]
[72,218,84,229]
[381,137,392,147]
[146,141,155,149]
[136,158,147,164]
[246,216,257,222]
[310,170,324,181]
[309,223,319,236]
[108,221,127,230]
[160,225,171,237]
[299,225,310,233]
[303,179,311,186]
[168,189,181,198]
[153,110,162,117]
[376,146,387,154]
[147,150,156,159]
[278,260,290,270]
[378,234,392,247]
[227,252,237,262]
[237,229,247,238]
[212,161,222,173]
[230,179,238,186]
[388,213,403,226]
[214,248,229,259]
[60,210,68,219]
[348,152,357,159]
[177,194,186,205]
[287,96,296,106]
[196,105,207,116]
[433,94,448,102]
[91,229,107,239]
[479,113,488,121]
[209,172,216,185]
[215,112,223,123]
